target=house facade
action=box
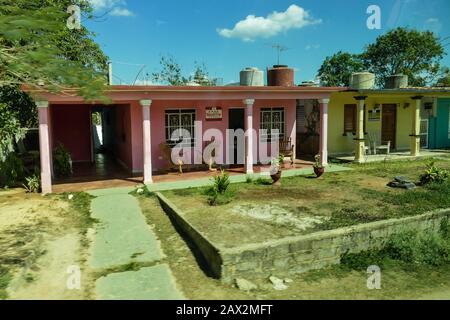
[29,85,341,194]
[326,89,450,159]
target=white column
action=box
[140,99,153,184]
[354,96,367,163]
[243,99,255,174]
[411,96,422,156]
[37,100,52,194]
[319,98,329,167]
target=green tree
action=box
[152,55,189,85]
[152,55,217,86]
[435,67,450,87]
[317,51,365,87]
[362,27,445,86]
[191,62,218,86]
[0,0,108,98]
[0,0,109,173]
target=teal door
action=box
[431,99,450,149]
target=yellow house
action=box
[328,88,450,162]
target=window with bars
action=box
[344,104,357,133]
[165,109,196,147]
[344,104,366,134]
[260,108,285,142]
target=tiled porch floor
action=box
[52,155,316,193]
[334,149,450,163]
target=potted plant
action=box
[313,154,325,178]
[270,154,284,185]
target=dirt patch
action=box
[0,189,95,300]
[7,232,85,300]
[231,203,326,231]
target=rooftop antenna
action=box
[108,61,113,85]
[268,43,290,65]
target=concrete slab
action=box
[89,193,162,269]
[95,264,184,300]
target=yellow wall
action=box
[328,92,416,155]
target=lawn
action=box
[161,157,450,248]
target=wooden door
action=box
[382,104,397,149]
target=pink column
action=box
[37,100,52,194]
[319,98,329,167]
[140,99,153,184]
[244,99,255,174]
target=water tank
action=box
[239,67,264,86]
[349,72,375,90]
[267,65,295,86]
[385,74,408,89]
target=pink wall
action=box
[130,99,297,173]
[51,104,92,162]
[114,104,133,170]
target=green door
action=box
[433,99,450,149]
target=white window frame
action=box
[260,107,285,142]
[165,109,196,147]
[420,118,429,149]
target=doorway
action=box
[228,108,245,165]
[382,104,397,149]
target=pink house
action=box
[29,85,341,194]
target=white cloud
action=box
[425,17,442,33]
[89,0,124,10]
[305,44,320,50]
[89,0,134,17]
[110,8,134,17]
[217,4,321,42]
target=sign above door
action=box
[205,107,223,121]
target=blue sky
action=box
[85,0,450,85]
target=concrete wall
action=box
[219,209,450,283]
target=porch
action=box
[52,157,316,193]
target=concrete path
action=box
[88,188,183,300]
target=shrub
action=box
[419,161,449,185]
[212,169,230,194]
[0,152,24,187]
[53,144,72,177]
[208,170,232,206]
[23,174,40,193]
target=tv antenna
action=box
[268,43,290,65]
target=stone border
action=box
[156,192,450,284]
